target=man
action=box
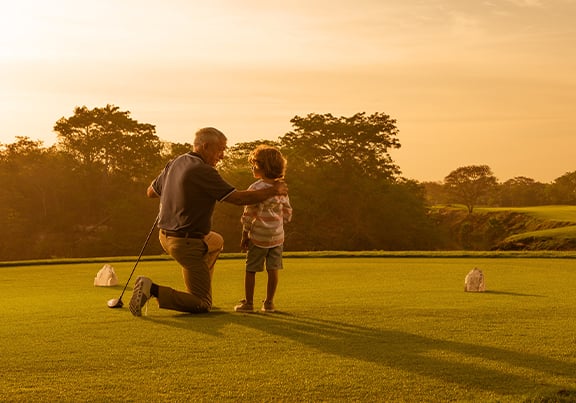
[129,127,288,316]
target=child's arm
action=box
[240,202,258,252]
[240,230,250,252]
[239,181,264,251]
[283,195,293,223]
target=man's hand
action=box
[273,180,288,196]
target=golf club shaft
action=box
[116,215,159,300]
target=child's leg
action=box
[265,269,279,303]
[244,271,256,304]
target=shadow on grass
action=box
[143,310,574,396]
[483,290,546,297]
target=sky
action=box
[1,0,575,183]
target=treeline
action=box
[423,165,576,213]
[1,105,574,260]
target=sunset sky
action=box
[1,0,575,183]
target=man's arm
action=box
[223,181,288,206]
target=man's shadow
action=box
[143,308,575,395]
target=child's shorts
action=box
[245,243,284,272]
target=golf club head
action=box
[107,298,124,308]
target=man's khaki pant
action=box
[157,231,223,313]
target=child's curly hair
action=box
[248,145,287,180]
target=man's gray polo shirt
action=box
[151,152,235,234]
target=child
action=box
[234,145,292,313]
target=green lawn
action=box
[476,206,576,223]
[2,256,576,402]
[505,226,576,242]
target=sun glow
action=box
[1,0,575,182]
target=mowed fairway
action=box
[1,256,576,402]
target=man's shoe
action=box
[234,299,254,313]
[129,276,152,317]
[261,300,275,312]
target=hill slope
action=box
[430,206,576,251]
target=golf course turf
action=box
[1,255,575,402]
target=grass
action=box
[506,226,576,242]
[476,206,576,223]
[2,256,576,402]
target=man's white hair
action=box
[194,127,227,148]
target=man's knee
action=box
[205,231,224,251]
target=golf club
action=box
[107,215,159,308]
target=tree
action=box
[218,139,280,174]
[54,104,163,181]
[498,176,549,206]
[0,137,82,259]
[160,141,193,162]
[421,181,451,205]
[280,112,401,181]
[212,112,435,252]
[549,171,576,204]
[444,165,498,214]
[265,112,436,251]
